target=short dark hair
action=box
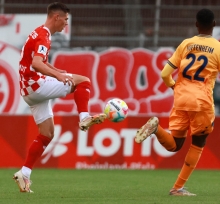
[196,9,214,29]
[47,2,70,15]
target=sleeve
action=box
[160,63,176,88]
[34,30,50,61]
[168,42,184,68]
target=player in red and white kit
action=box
[13,2,106,193]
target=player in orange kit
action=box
[135,8,220,196]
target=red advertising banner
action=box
[51,48,176,115]
[0,14,220,169]
[1,115,220,169]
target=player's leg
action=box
[135,117,186,151]
[170,135,207,196]
[23,117,54,171]
[135,109,187,152]
[13,99,54,193]
[157,128,187,151]
[162,109,188,151]
[170,111,214,196]
[69,74,106,131]
[13,78,66,192]
[13,119,53,193]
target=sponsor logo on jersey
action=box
[37,45,47,55]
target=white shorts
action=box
[23,76,72,124]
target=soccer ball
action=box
[104,98,129,122]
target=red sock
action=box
[24,134,51,169]
[74,81,91,113]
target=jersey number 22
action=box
[182,53,208,82]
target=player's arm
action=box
[160,61,176,89]
[46,62,67,73]
[32,56,73,85]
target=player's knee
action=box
[164,137,185,152]
[42,132,54,139]
[83,76,90,82]
[192,134,208,147]
[48,131,54,139]
[39,129,54,139]
[76,75,90,83]
[173,137,185,151]
[71,74,90,85]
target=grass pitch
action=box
[0,169,220,204]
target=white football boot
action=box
[135,117,159,143]
[169,187,196,196]
[13,170,33,193]
[79,113,107,131]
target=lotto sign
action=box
[1,115,220,169]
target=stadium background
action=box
[1,0,220,169]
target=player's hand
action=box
[57,73,75,86]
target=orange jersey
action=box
[168,36,220,111]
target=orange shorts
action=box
[169,108,214,137]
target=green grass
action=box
[0,169,220,204]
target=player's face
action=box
[55,12,68,32]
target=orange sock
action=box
[173,144,203,189]
[155,125,177,151]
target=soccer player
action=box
[13,2,106,193]
[135,8,220,196]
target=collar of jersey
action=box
[43,26,52,40]
[197,34,212,38]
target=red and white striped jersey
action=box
[19,25,51,96]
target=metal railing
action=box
[1,1,220,49]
